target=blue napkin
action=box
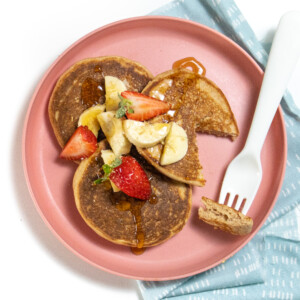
[138,1,300,299]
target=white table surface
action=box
[2,0,300,299]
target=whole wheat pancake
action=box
[73,140,192,248]
[144,68,239,138]
[49,56,153,148]
[137,69,239,186]
[198,197,253,235]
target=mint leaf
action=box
[115,106,126,119]
[94,157,123,185]
[93,176,108,185]
[110,157,122,168]
[116,94,134,118]
[103,164,113,175]
[128,107,134,114]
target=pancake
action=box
[144,69,239,138]
[137,69,239,186]
[138,116,205,186]
[73,140,192,248]
[49,56,153,148]
[198,197,253,235]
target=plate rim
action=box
[22,15,287,281]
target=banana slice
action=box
[97,112,131,156]
[101,150,120,192]
[123,120,170,148]
[146,144,163,161]
[105,76,127,111]
[78,104,105,137]
[160,122,188,165]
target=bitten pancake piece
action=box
[198,197,253,235]
[73,140,192,248]
[49,56,153,148]
[137,69,239,186]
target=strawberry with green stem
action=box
[116,91,171,121]
[95,155,151,200]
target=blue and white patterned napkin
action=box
[138,1,300,299]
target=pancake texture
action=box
[144,69,239,138]
[137,68,239,186]
[198,197,253,235]
[73,140,192,248]
[49,56,153,148]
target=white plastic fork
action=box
[218,11,300,215]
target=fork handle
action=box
[244,11,300,155]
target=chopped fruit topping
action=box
[116,91,171,121]
[105,76,127,111]
[78,104,105,137]
[160,122,188,165]
[100,150,120,192]
[115,95,134,118]
[123,119,170,148]
[94,157,122,184]
[95,156,151,200]
[97,112,131,156]
[60,126,97,160]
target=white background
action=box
[2,0,300,299]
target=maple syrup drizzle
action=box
[113,193,158,255]
[149,79,173,101]
[94,65,103,73]
[80,65,104,106]
[131,246,146,255]
[113,197,146,254]
[148,194,158,205]
[172,57,206,76]
[81,78,104,106]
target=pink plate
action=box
[23,16,287,281]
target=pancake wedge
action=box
[137,69,239,186]
[144,69,239,138]
[49,56,153,148]
[73,140,192,248]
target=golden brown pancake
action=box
[48,56,153,148]
[198,197,253,235]
[137,69,239,186]
[137,117,205,186]
[144,68,239,138]
[73,140,192,248]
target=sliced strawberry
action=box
[60,126,97,160]
[109,156,151,200]
[120,91,171,121]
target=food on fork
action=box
[198,197,253,235]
